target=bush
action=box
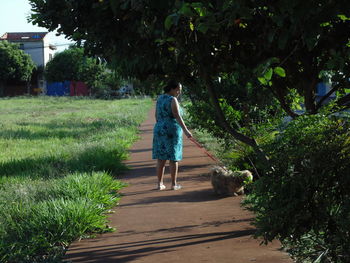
[243,113,350,262]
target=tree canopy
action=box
[45,47,104,86]
[29,0,350,149]
[0,40,35,82]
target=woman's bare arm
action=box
[171,97,192,138]
[155,107,158,122]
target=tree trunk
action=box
[303,55,317,114]
[271,85,299,119]
[304,77,317,114]
[0,81,5,97]
[26,81,30,95]
[203,73,256,147]
[202,73,273,173]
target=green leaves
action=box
[0,41,35,82]
[192,2,206,17]
[264,68,273,80]
[164,13,179,30]
[45,47,103,85]
[244,114,350,262]
[337,14,350,21]
[258,68,272,86]
[274,67,286,77]
[179,3,194,16]
[189,21,195,31]
[258,66,286,86]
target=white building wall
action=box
[12,41,45,67]
[12,40,48,94]
[43,37,54,66]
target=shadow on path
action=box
[119,188,223,207]
[67,229,256,263]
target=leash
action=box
[188,137,221,164]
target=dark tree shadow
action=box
[119,188,224,207]
[0,146,128,178]
[64,229,256,263]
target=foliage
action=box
[29,0,350,150]
[90,69,125,99]
[132,76,164,97]
[243,113,350,262]
[185,73,284,137]
[44,47,104,87]
[0,40,35,82]
[0,97,152,262]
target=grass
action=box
[0,96,152,262]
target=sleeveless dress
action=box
[152,94,183,161]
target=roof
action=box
[0,32,48,41]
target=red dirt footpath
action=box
[65,107,293,263]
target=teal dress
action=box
[152,94,183,161]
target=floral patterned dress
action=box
[152,94,183,161]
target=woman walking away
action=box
[152,80,192,190]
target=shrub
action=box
[243,113,350,262]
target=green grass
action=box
[0,96,152,262]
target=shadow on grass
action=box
[0,119,126,140]
[0,128,85,140]
[0,146,128,179]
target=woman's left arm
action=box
[171,98,192,138]
[155,107,158,122]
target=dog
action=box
[210,166,253,196]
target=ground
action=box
[65,107,293,263]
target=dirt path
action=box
[65,107,292,263]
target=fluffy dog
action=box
[210,166,253,196]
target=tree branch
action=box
[315,84,341,111]
[269,85,299,119]
[202,73,257,147]
[304,76,317,114]
[336,93,350,107]
[202,73,274,175]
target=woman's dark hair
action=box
[163,80,180,93]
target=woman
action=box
[152,80,192,190]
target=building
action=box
[316,82,336,105]
[0,32,56,95]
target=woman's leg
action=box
[156,159,167,187]
[169,160,180,188]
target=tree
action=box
[29,0,350,157]
[28,0,350,188]
[0,41,36,95]
[30,0,350,262]
[45,47,104,87]
[28,0,259,150]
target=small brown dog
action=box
[210,166,253,196]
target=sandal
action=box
[158,184,166,190]
[171,184,182,190]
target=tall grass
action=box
[0,96,152,262]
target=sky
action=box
[0,0,74,53]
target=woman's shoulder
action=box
[159,94,175,101]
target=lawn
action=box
[0,96,153,262]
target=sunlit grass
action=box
[0,96,152,262]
